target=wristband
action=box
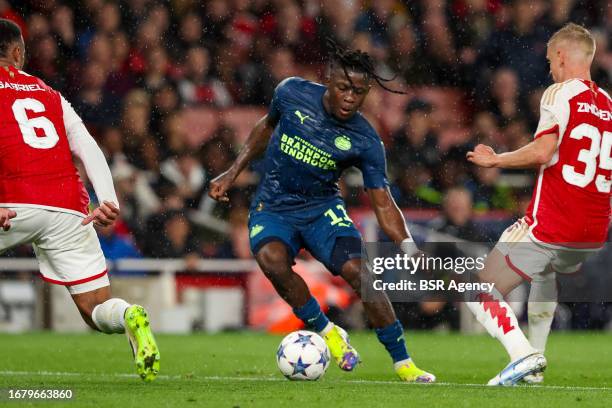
[400,237,419,257]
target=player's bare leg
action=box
[254,241,311,307]
[72,285,160,382]
[339,258,435,383]
[255,241,361,371]
[466,248,545,385]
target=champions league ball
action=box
[276,330,330,380]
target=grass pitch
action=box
[0,332,611,407]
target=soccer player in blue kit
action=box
[209,42,435,382]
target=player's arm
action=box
[367,187,414,241]
[467,133,558,169]
[360,138,418,254]
[469,83,571,169]
[209,78,296,202]
[208,114,278,202]
[61,95,119,227]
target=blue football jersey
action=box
[252,77,388,213]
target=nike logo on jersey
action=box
[576,102,611,121]
[294,110,311,124]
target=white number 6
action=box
[12,98,59,149]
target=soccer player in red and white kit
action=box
[466,23,611,386]
[0,19,159,381]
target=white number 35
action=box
[11,98,59,149]
[562,123,612,193]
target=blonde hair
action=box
[548,23,596,59]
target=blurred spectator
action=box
[262,0,318,63]
[50,5,76,60]
[72,61,115,128]
[486,68,528,125]
[433,149,471,195]
[150,83,180,138]
[216,208,252,259]
[159,150,206,207]
[26,34,65,92]
[202,0,232,44]
[97,223,142,262]
[120,90,160,172]
[141,46,171,93]
[429,187,487,242]
[260,47,299,104]
[199,130,238,180]
[178,46,232,107]
[465,166,515,212]
[477,0,552,93]
[174,11,204,59]
[502,118,532,153]
[143,210,200,259]
[388,23,435,86]
[112,160,161,229]
[391,163,440,208]
[354,0,402,49]
[470,111,504,148]
[388,99,440,174]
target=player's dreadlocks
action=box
[326,38,407,94]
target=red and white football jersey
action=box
[0,66,89,216]
[526,79,612,247]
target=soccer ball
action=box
[276,330,330,380]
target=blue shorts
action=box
[248,200,362,274]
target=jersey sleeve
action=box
[358,138,389,189]
[534,82,570,139]
[267,77,298,123]
[61,95,119,208]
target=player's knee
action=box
[256,242,293,281]
[340,259,363,290]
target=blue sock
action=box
[375,320,410,363]
[293,297,330,333]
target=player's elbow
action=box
[533,148,555,166]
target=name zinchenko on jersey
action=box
[576,102,612,121]
[0,81,45,92]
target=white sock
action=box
[393,358,413,370]
[467,288,536,361]
[92,298,130,334]
[320,322,334,336]
[528,273,557,353]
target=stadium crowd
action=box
[1,0,610,267]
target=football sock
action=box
[92,298,130,334]
[528,274,557,353]
[375,320,410,363]
[293,297,330,333]
[467,288,536,361]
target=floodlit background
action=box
[0,0,610,334]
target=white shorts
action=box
[494,217,597,282]
[0,207,109,294]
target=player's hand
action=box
[82,201,120,227]
[208,170,235,203]
[466,144,499,168]
[0,208,17,231]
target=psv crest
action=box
[334,135,351,151]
